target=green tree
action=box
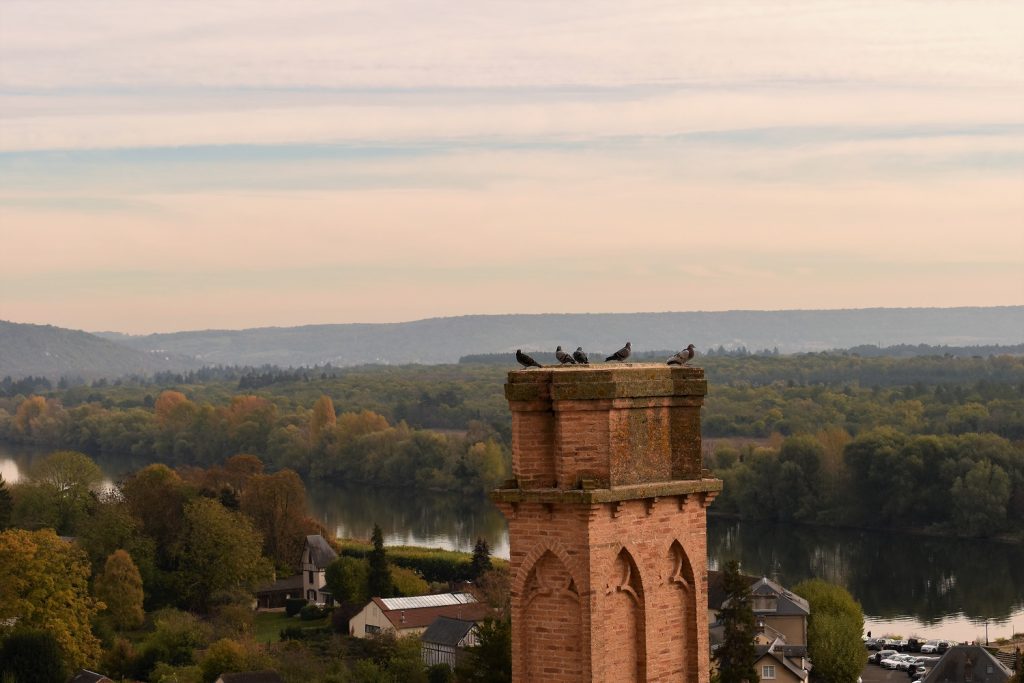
[95,549,146,630]
[0,628,68,683]
[368,523,393,599]
[0,528,103,670]
[714,560,757,683]
[28,449,103,533]
[950,459,1011,536]
[470,537,492,579]
[199,638,271,683]
[0,474,12,529]
[177,498,273,611]
[325,555,371,606]
[792,579,864,683]
[456,618,511,683]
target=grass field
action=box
[253,611,331,643]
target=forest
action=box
[1,351,1022,537]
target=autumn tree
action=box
[792,579,864,683]
[240,468,317,570]
[0,528,104,670]
[120,463,190,558]
[368,523,393,599]
[177,497,273,611]
[95,549,146,630]
[76,494,157,598]
[310,394,337,446]
[714,560,757,683]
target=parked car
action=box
[865,638,880,650]
[920,640,941,653]
[883,654,914,670]
[910,667,929,681]
[897,656,926,672]
[873,650,899,665]
[894,639,910,652]
[907,638,922,652]
[937,640,952,653]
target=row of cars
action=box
[866,637,952,654]
[866,638,951,680]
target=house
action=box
[254,574,303,610]
[922,644,1013,683]
[420,616,480,668]
[711,576,811,681]
[215,672,285,683]
[301,534,337,605]
[349,593,492,639]
[753,638,810,682]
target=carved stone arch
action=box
[667,540,699,679]
[599,546,646,682]
[511,538,583,598]
[517,548,583,681]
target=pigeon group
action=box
[514,341,697,368]
[605,341,631,362]
[667,344,696,366]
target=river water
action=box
[3,444,1021,643]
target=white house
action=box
[349,593,491,639]
[301,534,337,605]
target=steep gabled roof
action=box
[421,617,478,647]
[749,577,810,616]
[304,535,337,569]
[923,645,1013,682]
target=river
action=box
[3,444,1021,643]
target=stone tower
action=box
[491,364,721,683]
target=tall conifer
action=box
[715,560,758,683]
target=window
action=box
[365,624,381,635]
[761,664,776,679]
[308,571,314,583]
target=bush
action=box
[299,604,325,621]
[285,597,307,617]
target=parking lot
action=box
[861,663,914,682]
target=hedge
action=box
[338,541,507,584]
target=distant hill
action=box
[95,306,1024,368]
[0,320,200,380]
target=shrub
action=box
[285,597,307,617]
[299,603,325,621]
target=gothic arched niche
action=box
[601,548,646,682]
[521,550,582,681]
[668,540,699,679]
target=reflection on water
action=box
[306,481,511,559]
[3,443,1021,641]
[707,517,1024,641]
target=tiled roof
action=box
[750,577,810,616]
[923,645,1013,682]
[372,595,492,630]
[421,617,478,647]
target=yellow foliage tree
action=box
[309,395,337,446]
[0,528,104,670]
[95,549,145,630]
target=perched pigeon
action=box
[516,349,543,369]
[606,341,632,362]
[573,346,590,365]
[555,345,576,365]
[667,344,696,366]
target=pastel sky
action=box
[1,0,1022,334]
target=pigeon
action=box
[667,344,696,366]
[555,345,576,365]
[605,341,632,362]
[573,346,590,365]
[516,349,543,369]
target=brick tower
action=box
[491,364,721,683]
